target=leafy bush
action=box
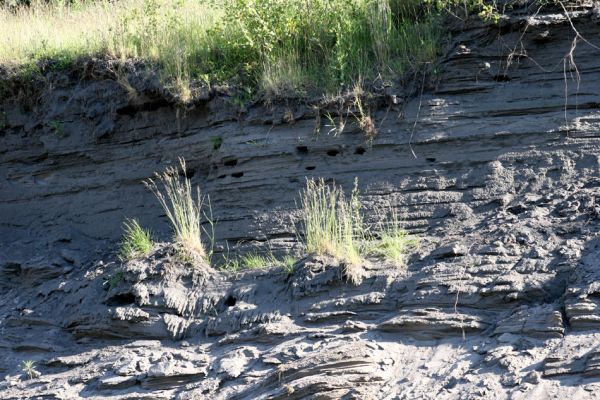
[222,0,442,94]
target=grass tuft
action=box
[21,360,37,380]
[282,255,297,275]
[297,178,417,270]
[119,218,153,260]
[364,208,418,264]
[351,82,377,140]
[144,158,208,260]
[238,253,277,270]
[298,178,363,265]
[221,251,297,272]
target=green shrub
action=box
[223,0,443,94]
[119,218,153,260]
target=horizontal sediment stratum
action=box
[2,2,600,399]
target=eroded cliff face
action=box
[2,2,600,399]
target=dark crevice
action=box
[493,74,511,82]
[182,168,196,178]
[327,149,340,157]
[224,158,238,167]
[305,166,316,171]
[224,296,237,307]
[116,99,170,116]
[296,145,308,154]
[105,293,136,306]
[355,147,366,155]
[232,171,244,178]
[507,204,527,215]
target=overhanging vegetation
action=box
[0,0,500,101]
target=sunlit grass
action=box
[144,158,209,260]
[119,218,154,260]
[0,0,454,99]
[298,178,363,265]
[363,207,419,264]
[0,1,119,65]
[297,178,418,269]
[221,251,297,272]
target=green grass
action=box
[210,136,222,151]
[144,158,209,260]
[0,0,500,100]
[221,251,297,272]
[297,178,417,267]
[21,360,37,380]
[363,208,419,264]
[299,178,363,264]
[119,218,153,260]
[282,255,297,275]
[49,120,65,137]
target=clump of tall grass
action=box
[297,178,417,268]
[0,0,223,100]
[364,207,419,264]
[108,0,224,102]
[144,158,209,260]
[299,178,363,265]
[119,218,154,260]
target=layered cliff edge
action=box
[3,2,600,399]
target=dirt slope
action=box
[2,2,600,399]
